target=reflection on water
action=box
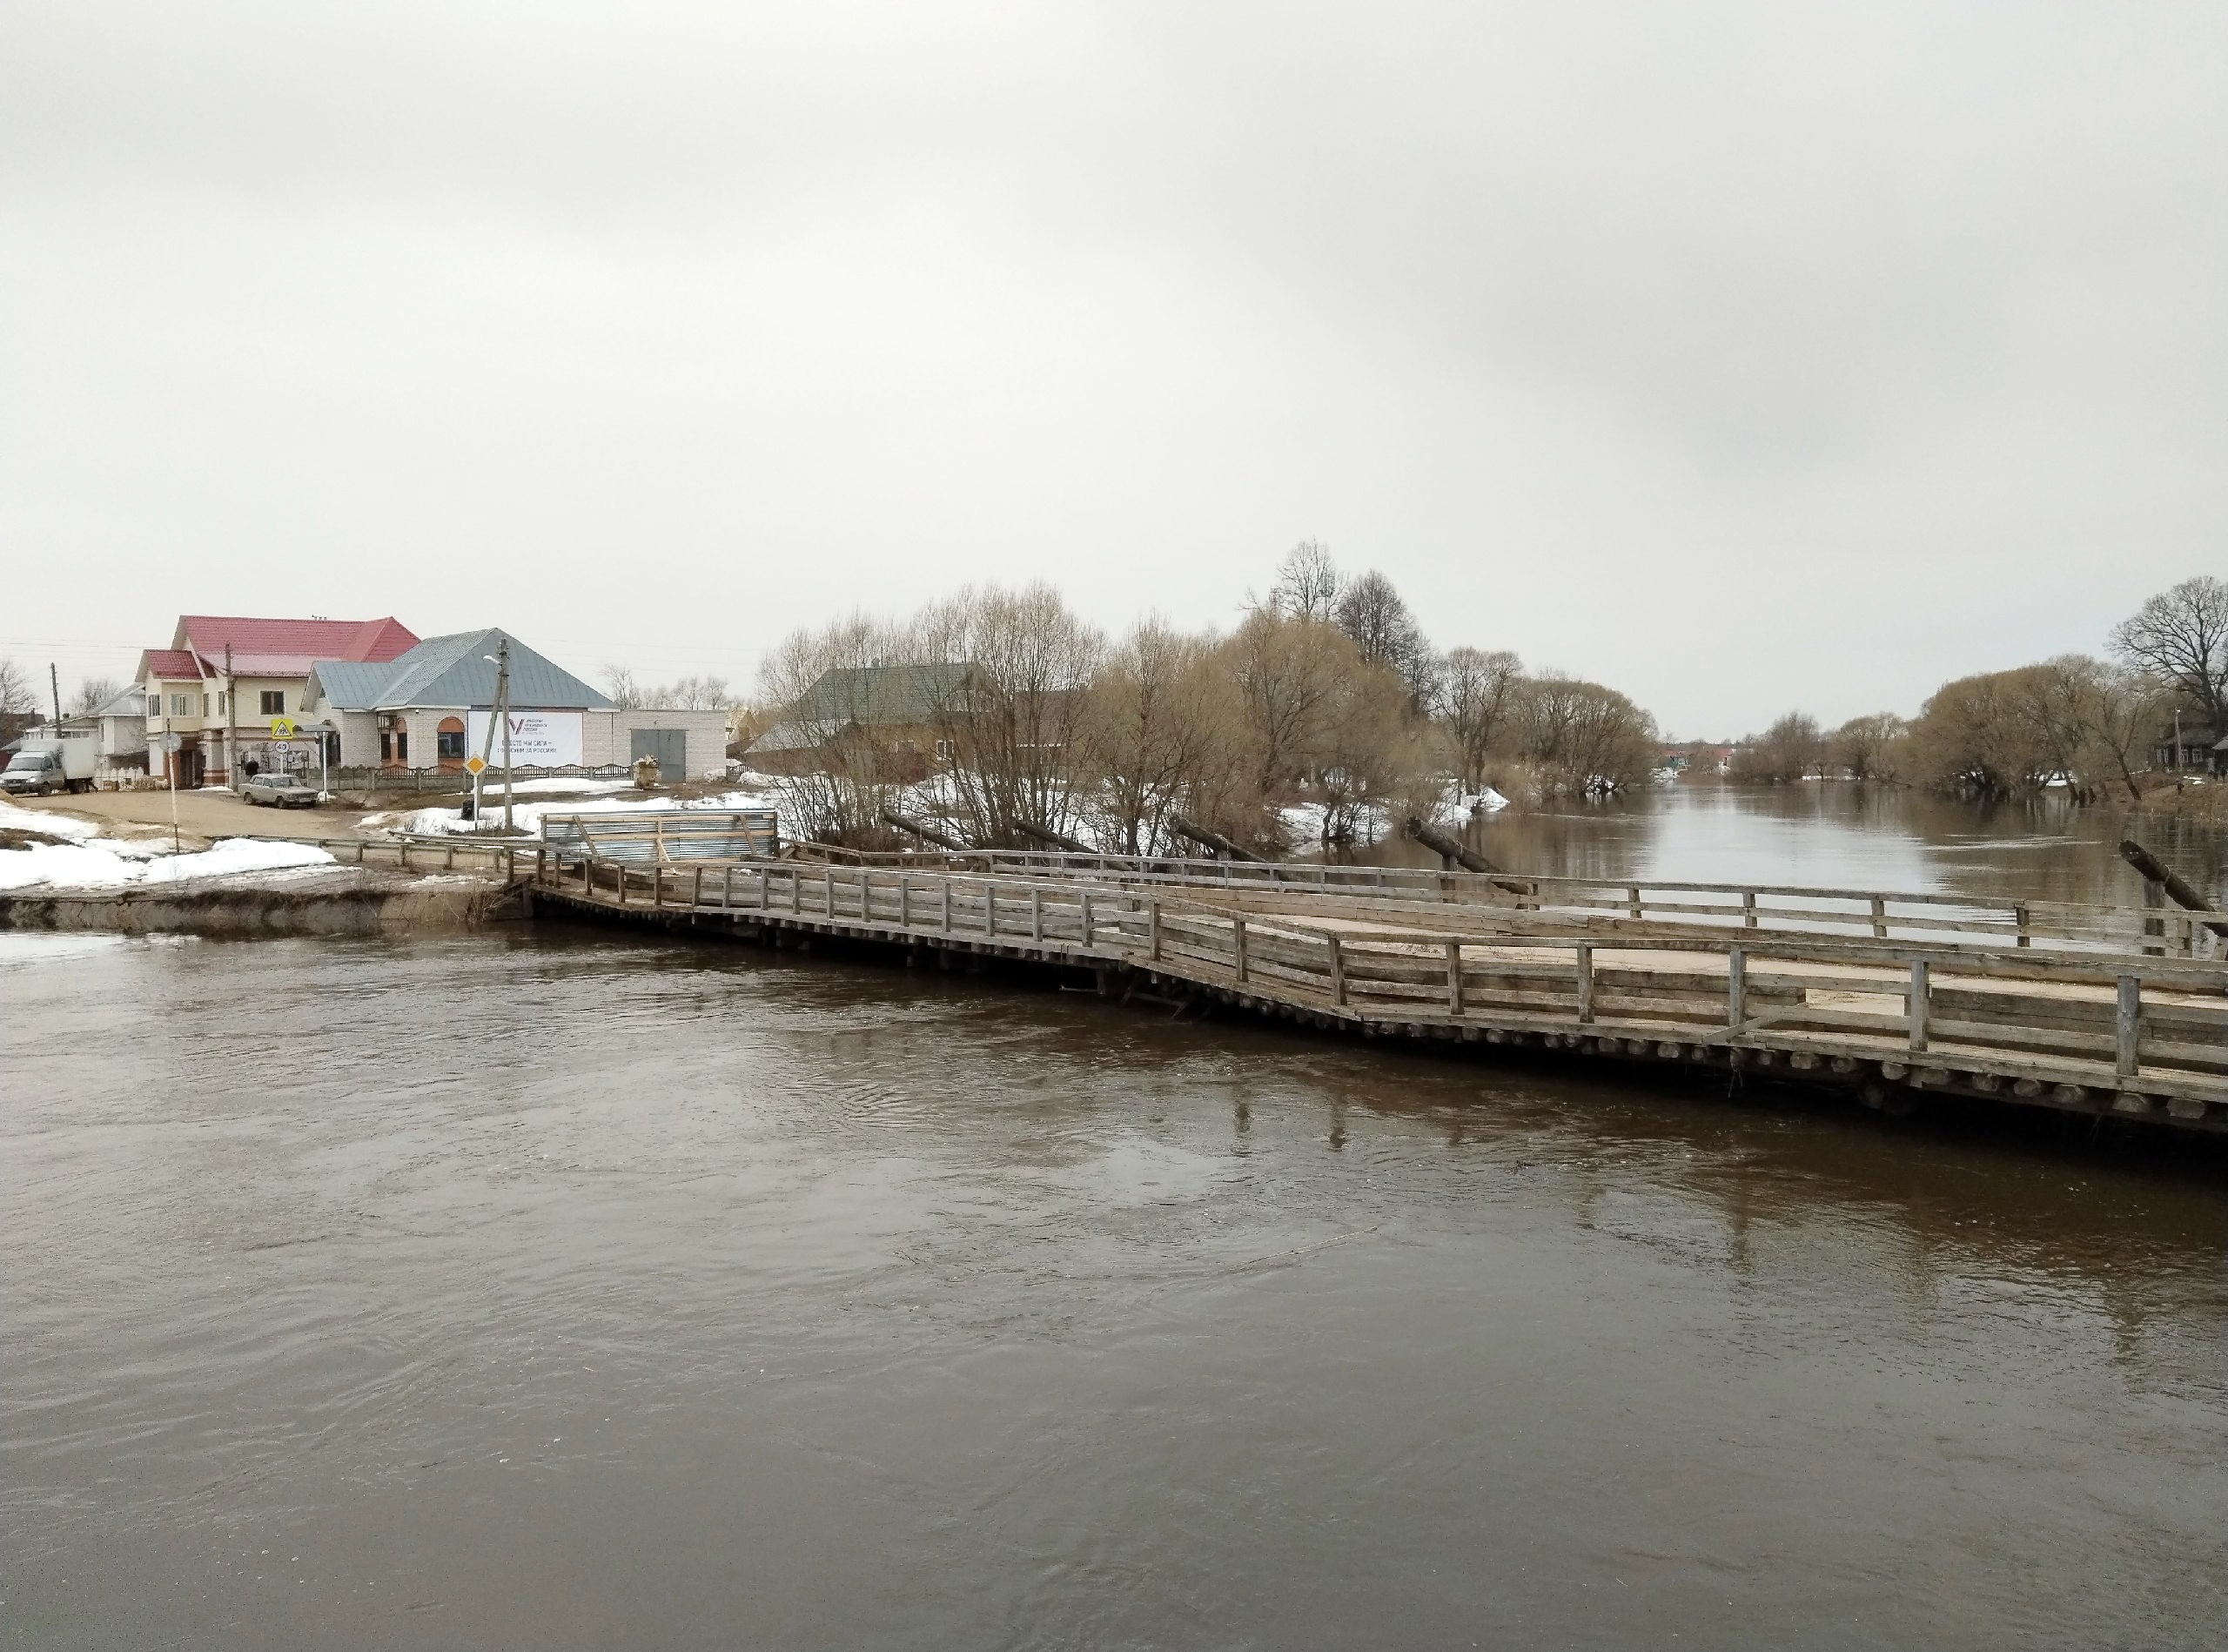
[3,930,2225,1650]
[1413,780,2228,907]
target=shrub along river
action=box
[3,784,2223,1649]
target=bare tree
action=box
[601,665,645,712]
[1516,674,1659,796]
[1312,661,1434,851]
[917,583,1104,846]
[1074,618,1234,854]
[0,657,36,744]
[1909,668,2058,797]
[1731,713,1825,782]
[752,614,910,842]
[69,676,124,717]
[1439,647,1523,791]
[1263,540,1342,622]
[635,673,733,711]
[1829,714,1909,782]
[2019,655,2158,802]
[2111,575,2227,730]
[1225,609,1354,796]
[1333,570,1437,708]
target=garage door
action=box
[630,728,686,778]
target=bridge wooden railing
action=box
[628,839,2225,960]
[538,853,2227,1113]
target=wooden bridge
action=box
[511,816,2228,1136]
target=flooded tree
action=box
[1074,620,1238,856]
[1513,675,1658,796]
[1439,647,1524,793]
[1730,713,1825,782]
[1829,713,1910,782]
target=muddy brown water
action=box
[1419,780,2228,910]
[4,919,2224,1649]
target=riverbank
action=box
[0,863,515,936]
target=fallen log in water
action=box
[1168,814,1266,863]
[880,809,970,851]
[1014,820,1094,855]
[2120,838,2228,940]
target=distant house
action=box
[138,614,419,786]
[1,686,151,782]
[301,628,729,781]
[2151,712,2225,776]
[744,662,978,777]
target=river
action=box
[1427,778,2228,910]
[5,890,2225,1647]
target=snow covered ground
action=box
[0,835,333,892]
[0,801,103,842]
[478,777,637,797]
[365,789,780,838]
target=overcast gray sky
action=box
[4,1,2221,736]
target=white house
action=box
[300,628,728,781]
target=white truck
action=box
[1,737,98,796]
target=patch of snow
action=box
[481,777,637,797]
[0,801,104,841]
[0,836,333,892]
[380,789,774,839]
[1460,788,1509,813]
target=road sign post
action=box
[158,731,183,853]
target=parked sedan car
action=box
[241,771,321,809]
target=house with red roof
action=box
[138,614,419,785]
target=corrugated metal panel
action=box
[540,809,779,863]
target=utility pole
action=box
[225,642,236,786]
[50,662,61,729]
[499,637,514,835]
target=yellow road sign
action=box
[464,755,487,775]
[269,717,296,738]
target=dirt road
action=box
[4,788,368,847]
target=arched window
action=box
[436,716,467,768]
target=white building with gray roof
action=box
[301,628,729,781]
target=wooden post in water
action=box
[1869,896,1887,941]
[1032,886,1044,944]
[1742,890,1756,930]
[1727,946,1746,1031]
[1908,960,1929,1053]
[1575,942,1594,1024]
[1149,900,1163,961]
[1327,933,1346,1005]
[1080,889,1094,946]
[942,879,953,934]
[1445,940,1464,1014]
[2116,975,2141,1078]
[1232,916,1248,983]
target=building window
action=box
[217,692,228,715]
[260,690,285,715]
[436,717,466,763]
[936,739,953,762]
[171,693,190,717]
[201,694,211,716]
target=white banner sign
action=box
[466,709,582,769]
